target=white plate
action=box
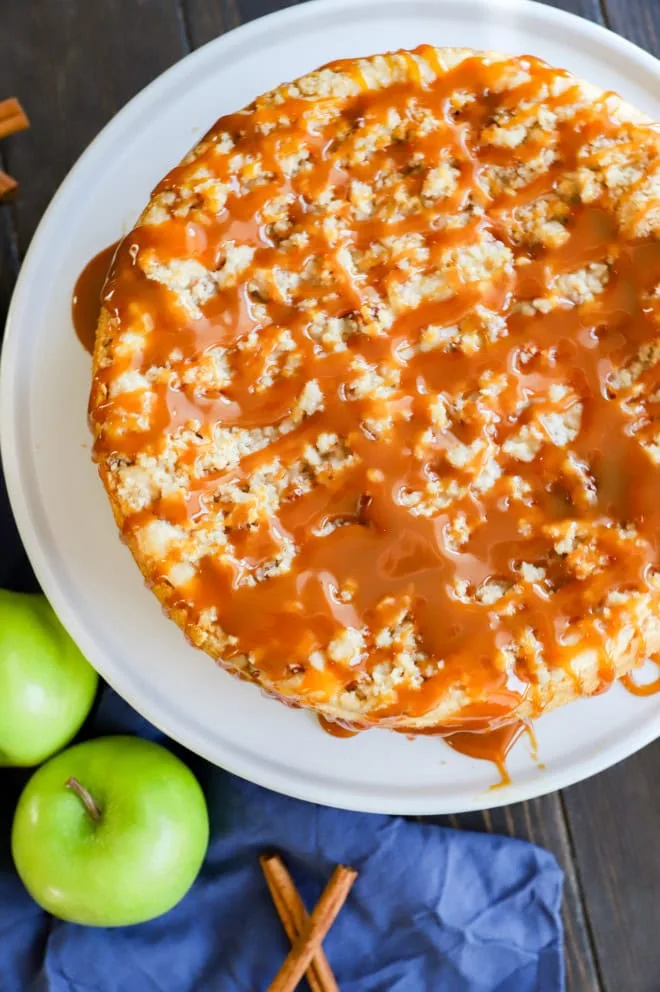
[3,0,660,815]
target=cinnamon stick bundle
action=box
[268,863,357,992]
[0,97,29,201]
[0,170,17,200]
[260,854,339,992]
[0,98,29,141]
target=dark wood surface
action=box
[1,2,658,989]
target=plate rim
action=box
[2,0,660,814]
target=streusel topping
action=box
[90,47,660,730]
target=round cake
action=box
[90,46,660,735]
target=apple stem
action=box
[66,776,102,823]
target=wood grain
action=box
[562,743,660,992]
[562,743,660,991]
[0,172,18,327]
[602,0,660,49]
[0,0,187,589]
[537,0,603,19]
[431,794,602,992]
[182,0,239,48]
[183,0,300,48]
[0,0,185,253]
[0,163,37,593]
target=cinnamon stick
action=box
[0,170,17,201]
[260,854,339,992]
[0,98,29,140]
[268,864,357,992]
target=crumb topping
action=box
[90,46,660,729]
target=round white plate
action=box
[3,0,660,814]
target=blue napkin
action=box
[0,688,564,991]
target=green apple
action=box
[0,590,98,766]
[12,735,209,926]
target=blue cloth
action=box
[0,688,564,992]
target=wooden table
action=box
[1,2,658,989]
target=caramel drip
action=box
[73,241,120,355]
[444,722,526,788]
[621,656,660,697]
[317,709,531,785]
[317,715,360,739]
[90,49,660,734]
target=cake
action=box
[89,46,660,735]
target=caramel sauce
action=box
[621,674,660,697]
[621,657,660,697]
[317,708,532,785]
[317,715,360,738]
[445,722,526,788]
[317,701,538,784]
[525,721,539,762]
[72,241,120,355]
[90,49,660,756]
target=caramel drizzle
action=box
[73,242,120,355]
[91,49,660,731]
[621,656,660,697]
